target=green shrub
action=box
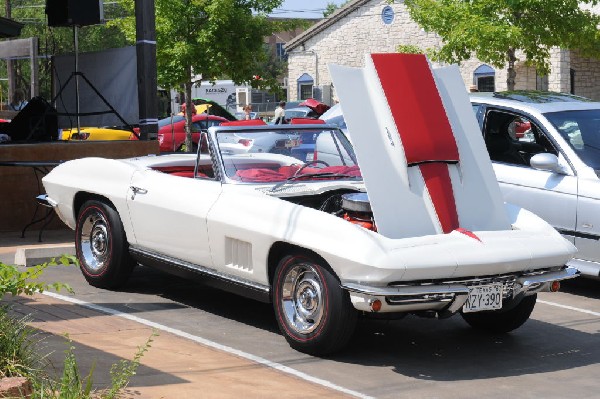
[0,306,45,380]
[32,332,157,399]
[0,255,76,299]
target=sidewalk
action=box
[1,230,352,398]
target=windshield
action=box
[544,109,600,169]
[216,127,361,183]
[158,115,184,127]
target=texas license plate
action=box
[463,284,503,313]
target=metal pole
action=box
[73,25,81,135]
[135,0,158,140]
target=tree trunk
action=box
[184,69,193,153]
[506,48,517,91]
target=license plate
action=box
[463,284,503,313]
[306,152,314,162]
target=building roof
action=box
[0,16,23,39]
[285,0,371,51]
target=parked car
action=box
[281,99,331,123]
[470,91,600,278]
[61,126,135,141]
[135,114,229,152]
[38,55,576,355]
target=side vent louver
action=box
[225,237,253,272]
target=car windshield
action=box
[215,127,361,184]
[158,115,184,127]
[544,109,600,169]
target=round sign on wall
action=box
[382,5,394,25]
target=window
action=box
[300,84,313,100]
[484,110,556,166]
[276,43,287,61]
[478,76,495,92]
[296,73,314,101]
[570,69,576,94]
[473,65,495,92]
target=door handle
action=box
[130,186,148,200]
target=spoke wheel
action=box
[79,209,110,274]
[274,252,356,355]
[76,200,135,289]
[281,263,325,335]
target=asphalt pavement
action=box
[1,229,352,398]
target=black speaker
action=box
[46,0,103,27]
[4,97,59,142]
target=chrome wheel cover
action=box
[281,262,325,335]
[79,209,110,273]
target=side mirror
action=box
[530,153,564,174]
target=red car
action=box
[133,114,229,152]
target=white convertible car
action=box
[40,54,578,355]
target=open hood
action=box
[298,98,330,116]
[329,54,509,239]
[192,98,237,121]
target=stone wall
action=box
[287,0,597,98]
[571,51,600,100]
[288,0,443,100]
[0,140,159,232]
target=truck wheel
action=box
[76,200,135,289]
[273,252,357,355]
[461,294,537,333]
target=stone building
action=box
[285,0,600,103]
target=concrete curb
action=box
[0,242,75,266]
[14,244,75,266]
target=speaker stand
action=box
[51,25,134,136]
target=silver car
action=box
[470,91,600,278]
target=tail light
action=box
[157,134,164,145]
[238,139,253,146]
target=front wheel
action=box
[76,200,135,289]
[461,294,537,333]
[273,253,357,355]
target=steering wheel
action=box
[293,160,330,177]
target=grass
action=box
[0,306,45,380]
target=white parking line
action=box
[42,291,374,399]
[538,299,600,317]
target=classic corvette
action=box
[39,54,578,355]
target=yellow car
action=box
[61,126,135,141]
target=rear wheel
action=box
[273,252,357,355]
[461,294,537,333]
[76,200,135,289]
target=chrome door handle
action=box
[130,186,148,200]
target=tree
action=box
[404,0,600,90]
[112,0,298,151]
[324,1,352,17]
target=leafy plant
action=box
[0,307,45,380]
[32,332,157,399]
[0,255,76,300]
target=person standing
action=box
[9,90,27,111]
[273,101,286,124]
[243,104,253,120]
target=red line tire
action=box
[273,252,357,355]
[75,200,135,289]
